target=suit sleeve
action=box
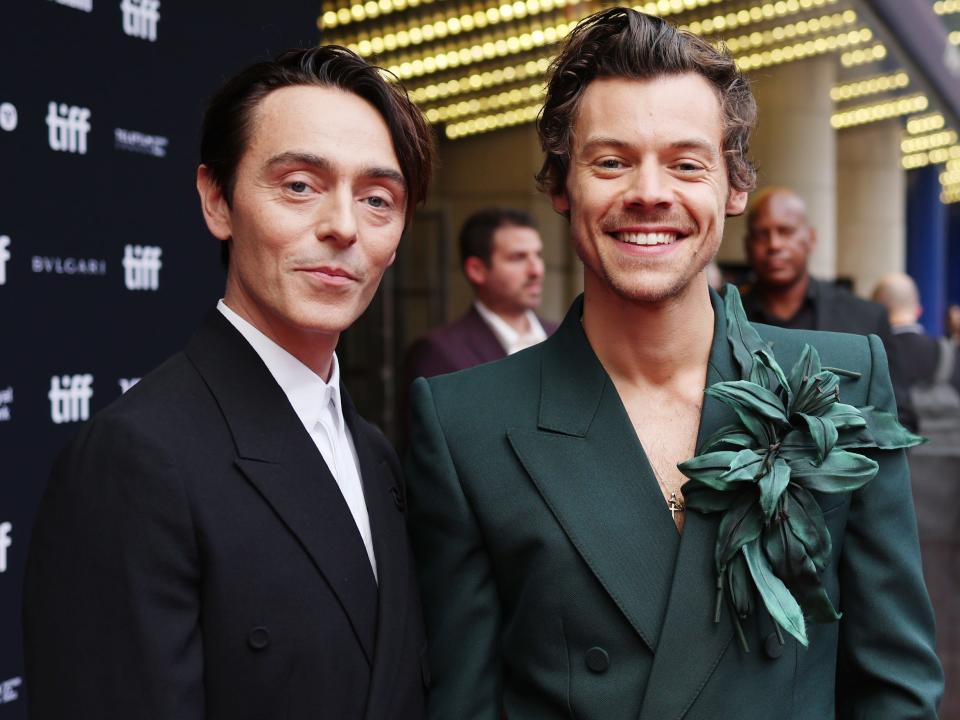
[23,413,204,719]
[405,378,503,720]
[836,334,943,718]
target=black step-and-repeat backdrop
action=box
[1,2,319,715]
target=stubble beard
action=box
[575,234,716,306]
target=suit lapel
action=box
[185,311,379,664]
[463,306,508,365]
[638,288,741,720]
[340,392,412,720]
[507,298,680,652]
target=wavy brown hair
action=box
[536,7,756,197]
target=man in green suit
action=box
[405,8,943,719]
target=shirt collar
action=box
[474,300,546,351]
[216,299,342,430]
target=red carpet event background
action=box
[0,2,320,716]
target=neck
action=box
[582,272,714,388]
[477,297,531,334]
[223,286,338,382]
[889,310,918,327]
[756,273,811,320]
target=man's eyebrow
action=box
[579,136,720,159]
[265,151,406,189]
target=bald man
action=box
[874,272,960,415]
[741,187,916,429]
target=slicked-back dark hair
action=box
[459,207,538,267]
[536,7,756,197]
[200,46,435,266]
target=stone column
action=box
[835,119,906,296]
[719,56,838,279]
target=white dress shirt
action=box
[474,300,548,355]
[217,300,377,581]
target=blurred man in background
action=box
[741,186,915,428]
[404,207,556,381]
[874,272,959,425]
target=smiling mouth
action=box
[614,231,681,246]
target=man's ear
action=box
[197,164,232,241]
[463,256,488,287]
[551,191,570,216]
[726,188,748,217]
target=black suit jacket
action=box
[24,310,427,720]
[742,279,916,429]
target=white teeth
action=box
[617,232,677,246]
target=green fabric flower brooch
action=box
[678,286,923,651]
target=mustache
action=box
[601,212,697,235]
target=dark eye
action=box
[599,158,623,169]
[288,181,309,193]
[366,196,389,208]
[676,161,704,173]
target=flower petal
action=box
[743,540,808,647]
[723,285,768,378]
[758,457,791,521]
[697,424,756,454]
[716,490,764,569]
[706,380,789,425]
[797,412,839,463]
[859,406,926,449]
[789,449,878,492]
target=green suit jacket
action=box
[406,290,943,720]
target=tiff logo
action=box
[49,374,94,424]
[0,676,21,706]
[118,377,140,393]
[0,235,9,285]
[121,0,160,42]
[47,102,91,154]
[0,522,9,573]
[123,244,162,290]
[0,102,16,132]
[0,386,12,422]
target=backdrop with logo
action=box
[0,2,319,715]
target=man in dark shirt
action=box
[741,186,915,428]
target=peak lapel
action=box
[185,311,379,664]
[639,288,741,720]
[507,298,680,652]
[340,392,412,720]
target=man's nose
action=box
[317,187,358,246]
[529,255,545,278]
[623,164,672,208]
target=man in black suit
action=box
[740,187,915,428]
[873,272,960,424]
[405,208,557,381]
[23,47,434,720]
